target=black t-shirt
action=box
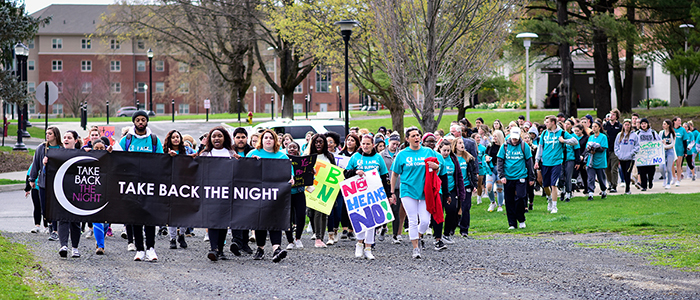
[603,121,622,152]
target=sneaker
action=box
[59,246,68,258]
[488,202,496,212]
[272,248,287,263]
[134,251,145,261]
[326,236,335,246]
[315,240,327,248]
[564,193,571,202]
[601,191,607,199]
[334,231,340,242]
[43,227,50,234]
[693,174,697,181]
[83,228,93,239]
[48,232,59,241]
[207,250,218,261]
[217,251,228,260]
[442,236,455,244]
[310,233,316,240]
[355,243,364,258]
[286,243,295,250]
[587,196,593,201]
[169,239,177,249]
[649,182,653,189]
[461,233,469,238]
[230,241,241,256]
[547,198,553,211]
[508,226,516,230]
[241,243,254,255]
[425,228,433,236]
[145,247,158,262]
[609,188,617,193]
[528,203,533,211]
[348,231,356,241]
[121,231,128,239]
[340,230,348,240]
[497,206,503,212]
[476,196,482,205]
[434,240,447,251]
[634,182,642,189]
[294,239,303,249]
[95,247,105,255]
[675,181,680,187]
[364,248,375,260]
[127,243,137,251]
[518,222,526,229]
[412,247,422,259]
[253,248,264,260]
[178,234,188,249]
[641,188,647,191]
[665,184,671,189]
[203,234,210,242]
[71,248,80,258]
[391,236,401,244]
[106,227,113,237]
[625,191,631,195]
[551,206,558,214]
[30,226,40,233]
[249,235,256,243]
[158,227,169,236]
[377,228,385,242]
[396,235,403,241]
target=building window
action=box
[110,60,121,72]
[294,84,303,94]
[178,104,190,114]
[316,65,331,92]
[137,60,146,72]
[265,60,274,72]
[155,60,164,72]
[57,82,63,93]
[52,104,64,115]
[111,82,121,93]
[155,82,165,93]
[81,82,92,94]
[156,103,164,114]
[81,60,92,72]
[28,102,35,114]
[28,82,35,93]
[28,60,35,71]
[27,39,35,49]
[178,62,189,73]
[52,38,62,49]
[81,38,91,49]
[137,40,145,50]
[137,82,147,93]
[52,60,62,71]
[294,103,303,113]
[178,82,190,94]
[110,39,120,50]
[265,83,275,94]
[264,104,271,113]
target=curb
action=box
[0,184,26,193]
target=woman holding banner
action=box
[390,127,445,259]
[636,118,660,191]
[29,126,64,243]
[198,126,239,261]
[284,142,307,250]
[56,130,85,258]
[338,133,361,241]
[246,129,294,263]
[343,134,392,260]
[307,133,336,247]
[164,129,195,251]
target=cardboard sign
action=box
[98,126,116,146]
[290,154,317,188]
[636,140,665,166]
[340,169,394,235]
[334,155,350,168]
[305,160,344,215]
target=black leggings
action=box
[31,189,43,226]
[637,165,656,189]
[132,225,155,251]
[285,192,306,243]
[58,221,81,248]
[458,187,473,234]
[620,160,635,192]
[256,230,282,247]
[341,201,352,231]
[208,228,227,252]
[686,154,695,170]
[38,188,57,232]
[442,189,460,237]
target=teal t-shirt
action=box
[443,156,455,192]
[674,126,688,155]
[564,136,580,162]
[118,134,164,153]
[539,128,575,166]
[458,156,471,187]
[391,146,446,200]
[688,130,699,155]
[496,142,532,180]
[246,149,292,176]
[346,152,389,175]
[587,133,608,169]
[477,144,491,175]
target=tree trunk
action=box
[611,37,623,110]
[282,90,295,119]
[557,0,572,117]
[593,27,612,119]
[619,5,635,113]
[386,95,405,140]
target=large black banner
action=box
[45,149,291,230]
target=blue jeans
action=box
[486,174,504,206]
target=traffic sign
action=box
[35,81,59,105]
[203,99,211,109]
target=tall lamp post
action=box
[516,32,538,121]
[13,43,28,151]
[147,48,154,112]
[253,86,257,113]
[334,20,359,138]
[680,24,694,106]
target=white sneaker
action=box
[476,196,482,205]
[305,226,313,233]
[551,203,558,214]
[145,247,158,261]
[83,228,93,239]
[326,238,335,245]
[665,184,671,189]
[412,247,421,259]
[310,233,316,240]
[286,243,295,250]
[488,202,495,212]
[425,228,433,235]
[133,251,145,261]
[355,243,364,258]
[127,243,136,251]
[334,232,340,242]
[294,239,303,249]
[518,222,526,229]
[508,226,515,230]
[71,248,80,258]
[496,206,503,212]
[30,226,40,233]
[203,233,209,242]
[364,248,375,260]
[675,181,680,187]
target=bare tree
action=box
[371,0,524,133]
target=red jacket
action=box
[424,157,444,224]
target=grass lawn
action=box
[5,124,46,139]
[0,234,77,299]
[0,179,23,185]
[0,146,36,155]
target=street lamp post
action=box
[171,99,175,122]
[253,86,257,113]
[270,96,274,121]
[516,32,538,122]
[106,100,110,124]
[147,48,154,112]
[335,19,360,138]
[134,88,138,108]
[680,24,694,106]
[13,43,28,151]
[237,98,241,125]
[144,84,148,112]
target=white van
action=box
[252,119,346,145]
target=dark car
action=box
[117,107,155,117]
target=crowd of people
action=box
[24,109,699,261]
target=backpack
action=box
[124,133,158,153]
[503,139,527,159]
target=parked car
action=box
[252,119,346,145]
[117,107,156,117]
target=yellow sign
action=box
[305,161,345,215]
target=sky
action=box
[25,0,116,14]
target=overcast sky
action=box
[26,0,116,14]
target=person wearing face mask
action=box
[380,133,407,244]
[343,135,392,259]
[56,130,85,258]
[29,126,64,243]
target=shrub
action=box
[638,98,669,108]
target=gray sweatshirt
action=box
[614,131,640,161]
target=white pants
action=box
[401,197,431,240]
[356,228,375,244]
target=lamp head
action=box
[516,32,538,48]
[14,43,28,57]
[147,48,154,58]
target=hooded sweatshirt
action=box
[118,127,164,154]
[614,131,640,161]
[636,128,660,143]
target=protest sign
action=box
[340,169,394,235]
[45,149,291,230]
[305,160,344,214]
[98,126,116,145]
[636,140,665,166]
[290,154,317,187]
[334,155,350,168]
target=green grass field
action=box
[0,179,23,185]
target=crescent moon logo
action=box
[53,156,108,216]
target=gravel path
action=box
[6,230,699,299]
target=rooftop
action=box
[31,4,109,35]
